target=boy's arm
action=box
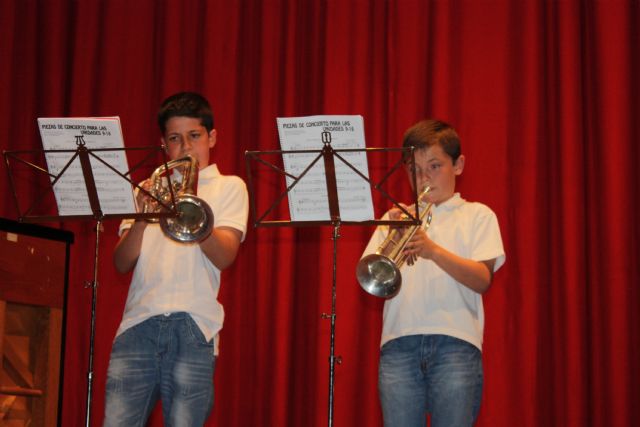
[429,244,495,294]
[404,229,496,294]
[113,220,148,273]
[198,226,243,270]
[113,179,154,274]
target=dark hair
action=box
[402,119,461,163]
[157,92,214,134]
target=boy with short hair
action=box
[104,92,248,426]
[361,119,505,427]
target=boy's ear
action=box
[454,154,465,175]
[208,129,217,149]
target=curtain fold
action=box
[0,1,637,426]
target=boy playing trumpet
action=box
[361,119,505,427]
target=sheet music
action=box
[38,117,136,216]
[276,115,374,221]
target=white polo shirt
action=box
[362,193,505,351]
[117,163,248,353]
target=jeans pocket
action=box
[381,335,420,356]
[380,339,398,356]
[111,320,145,352]
[185,315,214,347]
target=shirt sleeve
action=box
[361,212,391,258]
[211,176,249,242]
[117,185,142,236]
[470,207,506,272]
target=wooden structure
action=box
[0,218,73,426]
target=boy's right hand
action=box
[388,203,415,231]
[136,179,154,213]
[388,203,412,221]
[388,203,419,266]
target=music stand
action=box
[245,133,423,427]
[3,140,180,427]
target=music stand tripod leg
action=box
[84,219,102,427]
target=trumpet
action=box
[142,155,214,243]
[356,186,433,298]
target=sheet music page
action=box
[38,117,136,216]
[276,115,374,221]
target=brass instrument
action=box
[143,155,213,243]
[356,186,433,298]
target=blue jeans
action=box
[378,334,483,427]
[103,313,216,427]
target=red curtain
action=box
[1,1,638,426]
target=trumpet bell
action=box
[144,155,214,243]
[160,194,214,243]
[356,185,432,299]
[356,253,402,299]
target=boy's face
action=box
[405,144,464,205]
[162,116,216,169]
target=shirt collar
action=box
[198,163,220,180]
[433,192,465,212]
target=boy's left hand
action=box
[403,227,438,265]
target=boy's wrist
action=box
[428,244,443,262]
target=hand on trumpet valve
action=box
[136,179,154,212]
[406,253,418,266]
[388,203,412,231]
[403,227,437,263]
[388,203,411,218]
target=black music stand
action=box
[245,132,423,427]
[3,140,180,427]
